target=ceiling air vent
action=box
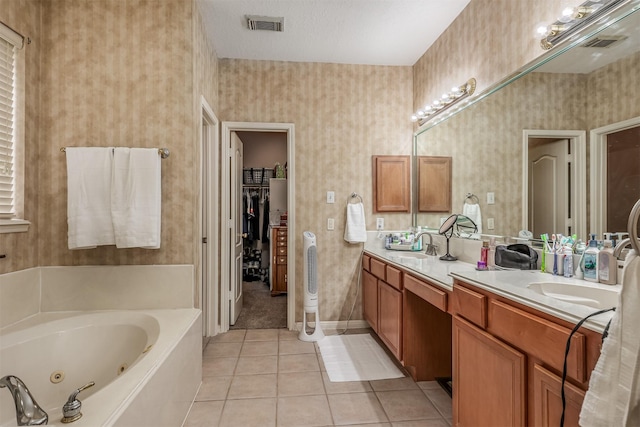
[246,15,284,32]
[581,35,627,48]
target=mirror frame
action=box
[412,0,640,237]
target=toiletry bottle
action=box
[598,240,617,285]
[487,237,496,270]
[583,239,599,282]
[563,247,573,278]
[480,241,489,264]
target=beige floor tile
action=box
[279,339,316,355]
[245,329,280,341]
[377,390,442,422]
[321,371,372,394]
[240,340,279,357]
[277,371,325,396]
[183,400,224,427]
[391,420,450,427]
[279,329,299,341]
[235,355,278,375]
[202,357,238,377]
[317,351,327,371]
[196,376,232,401]
[278,353,320,373]
[416,381,442,390]
[423,388,452,419]
[345,424,391,427]
[210,329,246,343]
[277,395,333,427]
[370,375,419,391]
[327,392,389,425]
[228,373,277,399]
[219,397,277,427]
[204,342,243,358]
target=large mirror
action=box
[413,4,640,241]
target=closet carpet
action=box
[230,281,287,330]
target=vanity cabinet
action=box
[270,226,287,296]
[452,279,600,427]
[372,155,411,212]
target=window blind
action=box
[0,33,16,218]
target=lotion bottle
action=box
[598,240,617,285]
[583,239,599,282]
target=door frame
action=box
[522,130,586,239]
[199,96,220,337]
[220,121,296,333]
[590,116,640,237]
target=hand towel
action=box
[580,250,640,426]
[111,148,161,249]
[66,147,115,249]
[462,202,483,234]
[344,202,367,244]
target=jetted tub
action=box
[0,309,201,427]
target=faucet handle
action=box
[61,381,95,424]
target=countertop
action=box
[364,244,619,333]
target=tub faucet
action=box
[414,231,438,256]
[0,375,48,426]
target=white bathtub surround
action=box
[0,265,194,329]
[0,309,202,427]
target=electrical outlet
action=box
[327,218,335,230]
[376,218,384,230]
[326,191,335,204]
[487,192,495,205]
[487,218,495,230]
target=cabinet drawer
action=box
[276,246,287,256]
[276,228,287,236]
[453,283,487,328]
[404,274,447,312]
[276,240,287,247]
[385,265,403,290]
[488,300,586,383]
[362,254,371,272]
[277,235,287,242]
[276,256,287,265]
[370,258,386,281]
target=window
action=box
[0,22,28,232]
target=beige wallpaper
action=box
[219,59,414,320]
[0,0,41,274]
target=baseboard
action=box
[295,319,370,332]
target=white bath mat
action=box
[318,334,404,382]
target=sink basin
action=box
[527,282,619,309]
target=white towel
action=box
[344,202,367,244]
[111,148,162,249]
[66,147,115,249]
[580,250,640,427]
[462,202,482,234]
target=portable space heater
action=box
[299,231,325,342]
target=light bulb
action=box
[559,7,575,23]
[411,115,418,122]
[417,110,425,117]
[537,25,549,36]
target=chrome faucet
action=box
[0,375,48,426]
[613,238,631,260]
[414,231,438,256]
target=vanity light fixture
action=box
[411,78,476,124]
[537,0,624,50]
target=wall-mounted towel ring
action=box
[465,193,479,204]
[348,193,363,204]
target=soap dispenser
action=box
[583,238,599,282]
[598,240,616,285]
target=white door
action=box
[230,133,244,325]
[528,139,571,237]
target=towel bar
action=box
[60,147,170,159]
[464,193,479,204]
[348,193,363,204]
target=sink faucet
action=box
[613,238,631,260]
[0,375,48,426]
[413,231,438,256]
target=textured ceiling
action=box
[198,0,471,66]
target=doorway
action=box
[220,122,295,333]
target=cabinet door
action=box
[418,156,452,212]
[378,281,403,360]
[372,155,411,212]
[532,364,585,427]
[274,264,287,293]
[362,270,378,332]
[453,316,525,427]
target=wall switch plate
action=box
[487,218,495,230]
[327,218,335,230]
[487,192,495,205]
[376,218,384,230]
[326,191,335,204]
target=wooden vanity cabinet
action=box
[452,280,601,427]
[270,226,287,296]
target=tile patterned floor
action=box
[184,329,452,427]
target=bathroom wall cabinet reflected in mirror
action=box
[413,5,640,240]
[417,156,451,212]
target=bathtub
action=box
[0,309,201,427]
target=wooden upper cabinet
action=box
[372,155,411,212]
[417,156,452,212]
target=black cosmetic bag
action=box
[494,244,538,270]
